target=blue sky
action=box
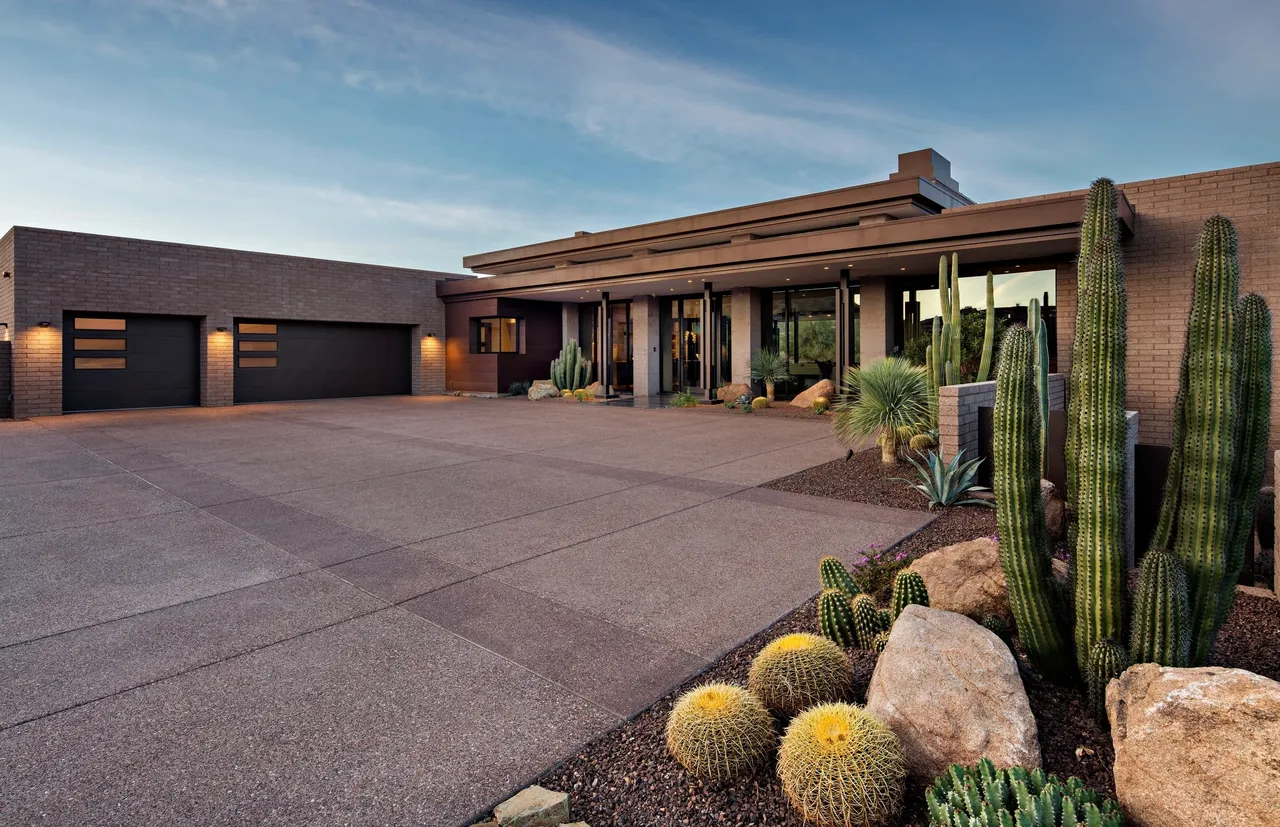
[2,0,1278,273]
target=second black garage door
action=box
[234,319,411,404]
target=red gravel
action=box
[684,403,832,420]
[764,449,944,511]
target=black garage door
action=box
[62,312,199,412]
[233,319,410,404]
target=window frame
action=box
[469,316,524,354]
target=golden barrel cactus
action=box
[748,633,852,715]
[778,703,908,827]
[665,682,775,779]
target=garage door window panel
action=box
[75,357,127,369]
[74,317,127,331]
[74,338,126,351]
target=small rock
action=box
[1107,664,1280,827]
[584,381,606,398]
[1041,479,1066,542]
[716,382,752,403]
[1237,584,1278,602]
[969,490,996,503]
[907,537,1009,620]
[492,785,570,827]
[865,605,1040,779]
[790,378,836,408]
[528,381,560,401]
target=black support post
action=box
[600,292,611,392]
[702,282,714,400]
[836,269,851,383]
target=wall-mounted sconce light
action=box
[215,326,228,332]
[425,332,436,337]
[2,271,10,278]
[37,321,51,328]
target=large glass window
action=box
[470,317,522,354]
[769,286,839,396]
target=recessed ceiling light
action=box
[823,266,829,270]
[785,278,791,281]
[1015,264,1021,268]
[900,267,906,271]
[687,280,692,283]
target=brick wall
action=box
[939,374,1065,464]
[0,342,11,419]
[8,227,462,417]
[1054,162,1280,455]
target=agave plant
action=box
[833,357,931,464]
[749,347,790,401]
[896,449,993,510]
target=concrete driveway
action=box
[0,396,930,827]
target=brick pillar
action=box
[859,275,892,362]
[632,296,660,397]
[13,310,62,418]
[730,287,761,385]
[201,316,234,407]
[419,328,446,394]
[0,340,11,418]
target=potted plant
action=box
[750,347,790,402]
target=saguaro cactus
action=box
[1152,216,1241,665]
[1219,293,1272,624]
[1071,236,1128,676]
[976,271,996,382]
[992,326,1072,681]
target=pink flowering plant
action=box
[849,542,917,601]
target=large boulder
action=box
[528,381,560,401]
[717,383,752,403]
[1107,664,1280,827]
[790,378,836,408]
[865,605,1039,779]
[907,537,1009,620]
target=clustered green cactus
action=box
[748,633,853,715]
[926,759,1124,827]
[891,570,929,619]
[1129,548,1191,668]
[820,556,861,597]
[1086,639,1132,723]
[550,338,593,391]
[778,703,908,827]
[1151,216,1273,665]
[850,594,883,650]
[872,630,891,653]
[818,588,857,648]
[665,682,775,779]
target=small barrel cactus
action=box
[849,594,882,650]
[665,682,775,779]
[818,589,857,648]
[1086,639,1132,724]
[751,396,770,410]
[561,389,574,397]
[812,396,830,414]
[926,759,1124,827]
[909,432,938,453]
[891,570,929,620]
[748,633,853,715]
[778,703,908,827]
[872,630,890,653]
[1129,548,1191,667]
[819,556,861,598]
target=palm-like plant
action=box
[833,357,931,464]
[749,347,790,401]
[896,449,993,510]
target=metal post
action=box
[600,292,611,393]
[702,282,714,399]
[837,269,851,383]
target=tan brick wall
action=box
[8,227,461,417]
[1055,162,1280,455]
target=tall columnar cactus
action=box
[819,556,861,598]
[948,253,962,372]
[1086,639,1131,724]
[818,589,857,648]
[850,594,882,650]
[977,270,996,382]
[1219,293,1272,625]
[550,338,593,391]
[1028,298,1051,476]
[1068,179,1121,551]
[1071,236,1129,677]
[1129,548,1191,667]
[993,326,1073,682]
[890,570,929,619]
[1152,216,1241,665]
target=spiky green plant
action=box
[1028,298,1051,477]
[872,630,890,653]
[1151,216,1242,665]
[910,431,938,453]
[748,633,853,714]
[891,570,929,619]
[981,615,1012,648]
[833,357,931,464]
[875,608,892,633]
[977,270,996,383]
[849,594,882,650]
[1071,234,1129,677]
[993,326,1073,682]
[778,703,908,827]
[926,759,1124,827]
[550,338,593,391]
[750,347,790,402]
[1129,548,1191,667]
[898,448,992,510]
[818,589,857,648]
[1086,639,1131,724]
[665,682,775,779]
[820,556,861,598]
[1220,293,1272,626]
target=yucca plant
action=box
[833,357,931,464]
[749,347,790,401]
[896,449,993,510]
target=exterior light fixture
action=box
[823,266,829,270]
[38,321,51,328]
[900,267,906,271]
[785,278,791,281]
[426,332,436,337]
[215,326,228,332]
[2,271,10,278]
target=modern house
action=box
[1,148,1277,457]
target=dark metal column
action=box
[836,269,851,384]
[600,292,611,392]
[702,282,714,399]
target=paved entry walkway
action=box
[0,397,930,827]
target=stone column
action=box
[201,315,234,407]
[859,275,893,363]
[632,296,660,397]
[730,287,762,386]
[561,303,579,347]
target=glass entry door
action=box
[661,297,702,392]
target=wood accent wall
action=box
[445,297,563,393]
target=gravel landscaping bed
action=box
[763,449,940,511]
[683,403,831,421]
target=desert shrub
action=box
[671,390,699,408]
[507,380,531,396]
[832,357,931,464]
[897,449,993,510]
[850,543,915,602]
